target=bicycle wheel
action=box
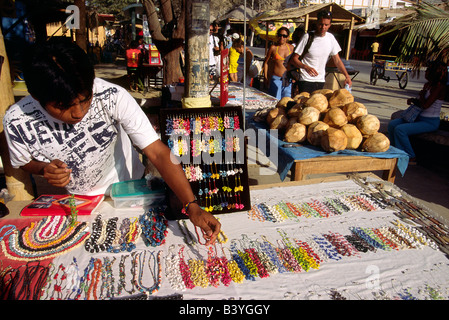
[399,72,408,89]
[370,68,378,85]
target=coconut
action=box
[269,114,288,130]
[266,107,285,124]
[341,124,363,149]
[307,121,329,146]
[321,127,348,152]
[357,114,380,135]
[287,104,304,118]
[328,89,354,108]
[276,97,294,109]
[293,92,310,102]
[362,133,390,152]
[323,107,348,128]
[284,123,307,143]
[311,89,333,98]
[298,106,320,125]
[304,93,328,112]
[286,117,298,129]
[343,102,368,123]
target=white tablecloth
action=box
[44,178,449,301]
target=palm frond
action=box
[378,2,449,70]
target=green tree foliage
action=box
[378,2,449,70]
[88,0,137,20]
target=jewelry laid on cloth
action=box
[165,245,186,291]
[0,216,90,261]
[139,207,168,247]
[248,194,380,223]
[0,260,50,300]
[84,215,118,253]
[108,217,141,253]
[131,250,162,296]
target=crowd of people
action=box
[207,10,354,99]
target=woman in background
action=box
[388,60,447,164]
[263,27,294,99]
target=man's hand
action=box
[43,159,71,187]
[304,65,318,77]
[187,203,221,245]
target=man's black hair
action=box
[22,37,95,109]
[317,10,332,21]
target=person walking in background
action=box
[388,60,447,164]
[289,26,306,97]
[211,21,223,77]
[370,41,379,61]
[288,10,352,93]
[229,34,242,82]
[125,40,142,91]
[233,39,256,86]
[263,27,294,99]
[209,23,220,82]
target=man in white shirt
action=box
[289,10,352,93]
[3,38,221,244]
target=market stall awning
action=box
[255,3,364,25]
[250,11,297,41]
[218,5,258,23]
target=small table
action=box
[291,155,398,182]
[325,67,360,88]
[141,63,163,92]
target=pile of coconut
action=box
[264,88,390,153]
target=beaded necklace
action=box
[75,257,95,300]
[86,258,102,300]
[1,261,49,300]
[217,246,233,286]
[50,263,66,300]
[100,256,116,299]
[188,255,209,288]
[1,216,90,261]
[178,219,197,247]
[64,257,81,300]
[205,245,222,287]
[84,215,117,253]
[259,235,288,273]
[140,208,168,247]
[131,250,162,296]
[117,254,135,295]
[229,240,255,281]
[165,245,186,291]
[178,246,195,289]
[0,224,16,242]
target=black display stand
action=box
[160,106,251,220]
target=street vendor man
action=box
[3,38,220,245]
[288,10,352,93]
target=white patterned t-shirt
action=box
[3,78,159,195]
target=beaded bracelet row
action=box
[36,220,441,299]
[165,114,240,137]
[248,194,381,223]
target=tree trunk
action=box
[183,0,210,107]
[0,25,34,200]
[74,0,87,52]
[142,0,185,85]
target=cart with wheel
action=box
[370,54,412,89]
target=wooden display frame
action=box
[160,106,251,219]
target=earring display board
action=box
[160,106,251,219]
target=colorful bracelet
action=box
[181,197,198,216]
